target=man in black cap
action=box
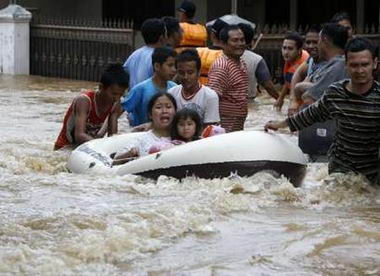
[176,0,207,51]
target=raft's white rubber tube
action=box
[67,131,307,177]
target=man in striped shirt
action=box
[208,25,249,132]
[265,37,380,184]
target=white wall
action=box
[0,5,31,75]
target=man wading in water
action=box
[54,64,129,150]
[265,37,380,185]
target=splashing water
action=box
[0,75,379,275]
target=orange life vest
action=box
[197,47,223,85]
[178,22,207,48]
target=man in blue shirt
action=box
[122,47,177,126]
[123,18,167,90]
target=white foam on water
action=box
[0,76,379,275]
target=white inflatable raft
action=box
[67,131,308,186]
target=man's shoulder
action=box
[213,54,229,65]
[374,80,380,89]
[76,90,94,102]
[242,50,263,60]
[168,84,182,95]
[199,85,218,98]
[369,81,380,95]
[167,81,177,89]
[127,46,153,60]
[130,78,154,91]
[323,55,345,69]
[324,79,352,97]
[328,79,347,90]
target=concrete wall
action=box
[0,5,31,75]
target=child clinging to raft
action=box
[149,108,202,153]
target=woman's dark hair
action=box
[100,63,129,89]
[171,108,202,141]
[175,49,201,72]
[152,47,177,68]
[147,92,177,119]
[345,37,377,60]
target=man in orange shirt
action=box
[176,0,207,51]
[274,32,309,111]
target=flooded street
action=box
[0,75,379,275]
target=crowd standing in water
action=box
[54,1,380,185]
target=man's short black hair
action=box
[175,49,201,72]
[237,23,255,45]
[306,24,321,35]
[162,16,181,37]
[100,63,129,89]
[284,32,304,49]
[210,18,228,39]
[141,18,166,45]
[177,0,196,19]
[345,37,377,60]
[330,11,351,24]
[219,25,241,44]
[152,47,177,69]
[321,23,349,50]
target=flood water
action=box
[0,74,379,275]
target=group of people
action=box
[266,14,380,185]
[54,1,380,185]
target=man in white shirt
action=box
[238,23,279,101]
[169,49,220,126]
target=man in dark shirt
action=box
[265,37,380,184]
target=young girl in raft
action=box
[149,108,202,153]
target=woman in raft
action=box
[112,92,177,165]
[113,93,226,164]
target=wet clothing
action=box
[306,57,327,77]
[208,54,249,131]
[283,50,309,89]
[168,84,220,124]
[54,90,115,150]
[178,22,207,49]
[307,55,348,100]
[115,130,171,158]
[123,46,154,89]
[122,77,176,127]
[287,80,380,183]
[196,46,223,85]
[219,115,246,133]
[242,50,272,98]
